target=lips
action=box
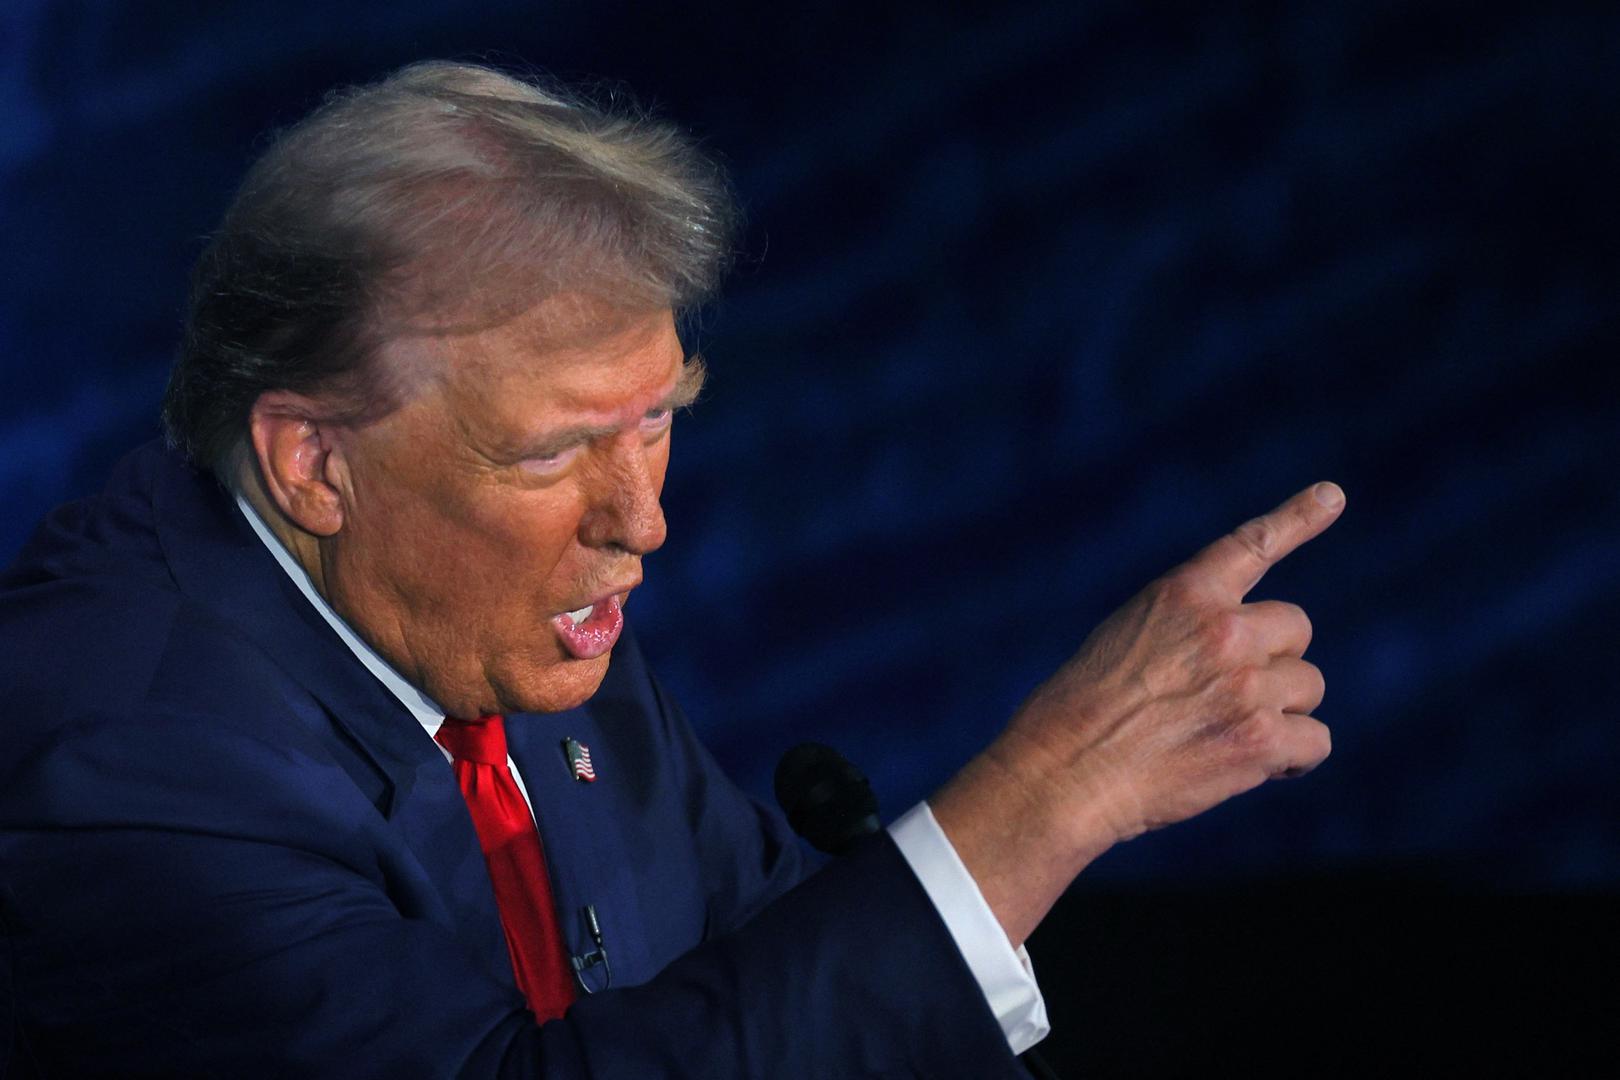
[551,591,626,660]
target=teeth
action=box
[565,604,594,625]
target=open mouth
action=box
[551,592,626,660]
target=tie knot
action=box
[434,714,508,765]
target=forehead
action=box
[431,299,684,422]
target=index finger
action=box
[1189,482,1346,600]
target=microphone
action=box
[773,741,880,855]
[773,742,1063,1080]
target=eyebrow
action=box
[515,356,707,458]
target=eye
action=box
[518,445,581,476]
[641,407,674,435]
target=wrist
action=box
[932,739,1119,946]
[981,725,1135,859]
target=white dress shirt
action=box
[237,495,1048,1053]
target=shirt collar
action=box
[235,493,448,741]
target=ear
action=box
[248,391,347,537]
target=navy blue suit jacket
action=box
[0,442,1024,1078]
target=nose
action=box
[577,432,667,556]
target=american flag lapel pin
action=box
[563,737,597,783]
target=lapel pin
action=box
[562,737,597,783]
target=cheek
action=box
[340,463,528,594]
[456,488,588,585]
[370,481,476,566]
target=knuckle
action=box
[1305,662,1326,702]
[1228,663,1265,704]
[1312,720,1333,759]
[1280,599,1311,632]
[1204,610,1247,659]
[1233,517,1276,563]
[1280,718,1332,778]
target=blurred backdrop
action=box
[3,1,1616,1072]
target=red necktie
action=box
[434,714,576,1022]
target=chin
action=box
[502,651,614,715]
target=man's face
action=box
[319,300,696,718]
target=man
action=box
[0,61,1340,1077]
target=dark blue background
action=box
[4,2,1616,1070]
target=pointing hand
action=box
[933,483,1346,945]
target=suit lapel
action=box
[507,706,643,987]
[150,446,515,987]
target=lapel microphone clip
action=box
[570,903,612,993]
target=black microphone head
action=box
[774,742,881,856]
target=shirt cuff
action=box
[888,801,1051,1055]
